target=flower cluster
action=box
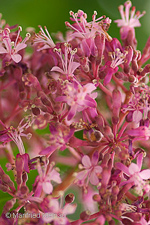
[1,1,150,224]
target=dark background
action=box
[1,0,150,51]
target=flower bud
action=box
[22,172,28,183]
[0,184,8,192]
[65,193,75,203]
[93,194,101,202]
[20,185,29,195]
[3,198,16,214]
[112,186,119,195]
[109,220,115,225]
[126,111,133,122]
[32,107,40,115]
[80,210,91,221]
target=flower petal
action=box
[15,43,27,52]
[139,169,150,180]
[0,46,7,54]
[69,61,80,74]
[51,66,64,74]
[76,170,88,180]
[91,150,99,165]
[63,203,77,215]
[94,166,102,173]
[39,145,57,155]
[67,105,77,121]
[129,163,140,175]
[43,181,53,194]
[115,162,130,175]
[11,53,22,63]
[132,110,143,123]
[137,153,143,171]
[49,169,61,183]
[90,171,99,185]
[82,155,91,168]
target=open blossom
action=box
[100,38,129,85]
[66,10,111,39]
[32,25,55,51]
[41,198,76,225]
[66,10,112,56]
[116,153,150,195]
[51,43,80,78]
[0,119,32,155]
[114,1,145,28]
[0,26,30,63]
[76,151,102,187]
[114,1,145,48]
[39,122,74,155]
[33,161,61,196]
[122,85,150,123]
[56,81,97,120]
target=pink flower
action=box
[39,122,74,155]
[33,25,55,51]
[116,153,150,195]
[0,27,30,63]
[56,81,97,120]
[101,38,129,85]
[76,151,102,187]
[114,1,145,29]
[122,85,150,123]
[65,10,112,56]
[127,126,150,141]
[42,198,76,225]
[34,161,61,196]
[66,10,111,40]
[51,43,80,78]
[0,119,32,155]
[114,1,145,47]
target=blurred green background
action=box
[0,0,150,51]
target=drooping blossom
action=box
[33,161,61,196]
[56,81,97,120]
[76,151,102,187]
[0,26,30,63]
[116,153,150,195]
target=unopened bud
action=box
[65,193,75,203]
[32,107,40,115]
[112,186,119,195]
[0,184,8,192]
[80,210,91,221]
[93,194,101,202]
[20,185,29,194]
[109,220,115,225]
